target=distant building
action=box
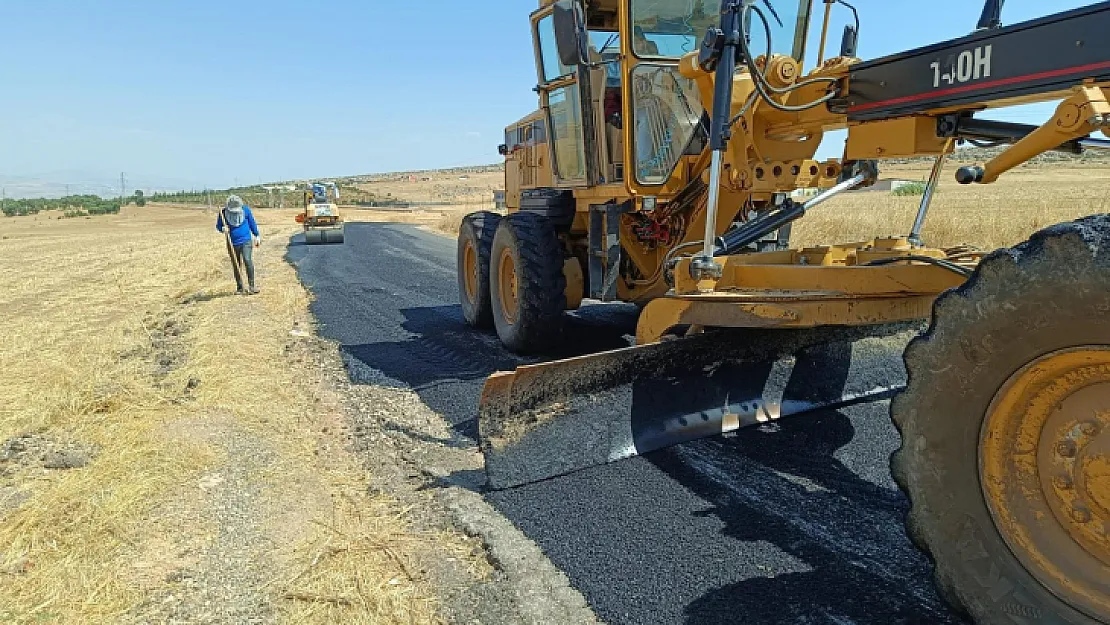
[493,189,506,210]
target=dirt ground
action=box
[0,205,493,624]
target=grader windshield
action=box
[629,0,810,59]
[628,0,812,183]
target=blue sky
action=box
[0,0,1093,191]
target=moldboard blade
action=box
[478,323,920,490]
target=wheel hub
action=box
[463,240,478,302]
[981,347,1110,619]
[498,248,519,325]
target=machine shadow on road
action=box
[654,415,965,625]
[649,339,959,623]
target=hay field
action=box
[422,163,1110,251]
[790,162,1110,250]
[0,205,460,624]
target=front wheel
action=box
[457,211,500,328]
[892,215,1110,624]
[489,212,566,354]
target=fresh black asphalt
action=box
[288,222,968,625]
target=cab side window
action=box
[536,16,574,83]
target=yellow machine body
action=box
[498,0,1109,331]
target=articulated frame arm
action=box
[960,85,1110,184]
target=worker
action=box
[216,195,261,295]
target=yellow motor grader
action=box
[456,0,1110,621]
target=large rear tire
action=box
[490,212,566,354]
[892,215,1110,624]
[457,211,500,329]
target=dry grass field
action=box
[420,162,1110,250]
[790,161,1110,250]
[0,205,467,624]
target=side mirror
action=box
[498,144,509,156]
[839,25,858,57]
[553,0,586,68]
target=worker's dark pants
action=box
[232,243,256,291]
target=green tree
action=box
[134,189,146,207]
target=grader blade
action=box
[479,324,920,490]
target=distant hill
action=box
[886,144,1110,167]
[337,163,504,185]
[144,165,506,209]
[0,171,210,200]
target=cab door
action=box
[520,124,536,188]
[532,8,596,188]
[504,127,522,209]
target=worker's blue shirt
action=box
[216,206,260,246]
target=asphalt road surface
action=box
[288,222,968,625]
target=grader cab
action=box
[457,0,1110,621]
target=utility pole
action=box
[119,172,126,205]
[1,187,6,214]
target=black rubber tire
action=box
[891,215,1110,625]
[489,212,566,354]
[457,211,500,329]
